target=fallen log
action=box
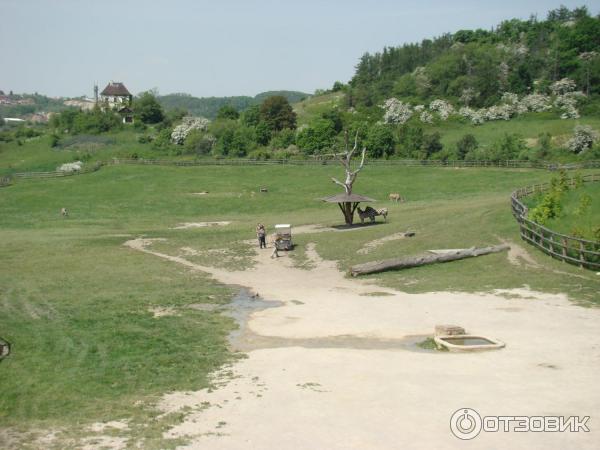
[349,244,510,277]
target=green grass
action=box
[424,113,600,153]
[1,163,599,447]
[293,92,345,127]
[533,182,600,240]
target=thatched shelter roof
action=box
[321,193,375,203]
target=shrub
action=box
[565,125,599,154]
[381,98,413,124]
[270,128,296,149]
[49,134,60,148]
[422,132,443,158]
[455,134,478,159]
[171,117,210,144]
[184,130,215,155]
[486,133,527,162]
[296,118,336,154]
[365,124,395,158]
[137,135,153,144]
[529,190,562,225]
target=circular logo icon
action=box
[450,408,482,440]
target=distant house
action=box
[100,82,133,108]
[99,81,134,123]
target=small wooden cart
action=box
[274,224,293,250]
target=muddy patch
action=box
[173,221,231,230]
[149,306,179,318]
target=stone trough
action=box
[433,324,505,352]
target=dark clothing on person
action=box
[257,225,266,249]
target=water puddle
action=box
[223,289,437,353]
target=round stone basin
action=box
[434,334,505,352]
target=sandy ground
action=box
[122,236,600,450]
[172,221,231,230]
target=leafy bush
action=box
[455,134,478,159]
[565,125,599,154]
[296,118,336,154]
[365,124,395,158]
[184,130,215,155]
[270,129,296,149]
[529,190,563,225]
[422,132,443,158]
[49,134,60,148]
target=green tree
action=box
[216,105,240,120]
[332,81,345,92]
[365,124,395,158]
[270,128,296,149]
[259,96,297,132]
[134,92,165,124]
[241,105,260,127]
[455,134,478,159]
[255,122,271,146]
[296,118,335,154]
[397,123,424,158]
[422,132,443,158]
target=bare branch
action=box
[346,130,359,160]
[350,147,367,176]
[331,177,345,188]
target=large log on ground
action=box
[349,244,510,277]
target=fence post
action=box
[562,237,567,262]
[579,241,585,268]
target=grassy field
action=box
[1,163,599,447]
[528,181,600,240]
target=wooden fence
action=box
[3,159,599,182]
[108,158,600,169]
[511,173,600,270]
[11,162,104,180]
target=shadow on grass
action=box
[329,222,387,231]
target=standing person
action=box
[256,223,266,249]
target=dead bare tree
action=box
[330,130,367,225]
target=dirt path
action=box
[124,238,600,449]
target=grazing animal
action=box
[389,193,404,202]
[357,206,388,223]
[61,208,68,217]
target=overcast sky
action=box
[1,0,597,98]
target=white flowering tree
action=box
[381,98,413,124]
[171,117,210,145]
[459,88,478,107]
[566,125,599,154]
[429,99,454,120]
[520,94,551,112]
[419,111,433,124]
[57,161,83,173]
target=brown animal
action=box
[389,193,404,202]
[357,206,388,223]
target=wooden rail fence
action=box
[511,173,600,270]
[3,159,599,182]
[108,158,600,169]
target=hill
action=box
[158,90,310,118]
[347,5,600,108]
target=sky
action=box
[1,0,598,98]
